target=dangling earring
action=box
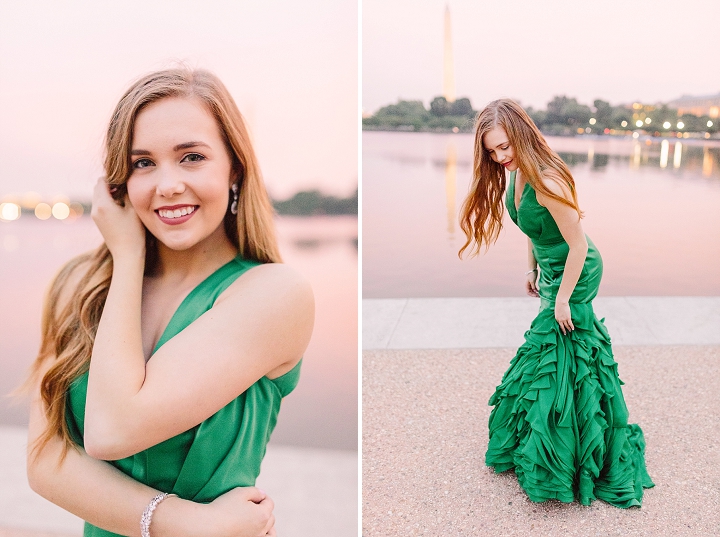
[230,182,239,215]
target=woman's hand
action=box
[207,487,276,537]
[525,269,539,298]
[554,300,574,335]
[91,177,145,260]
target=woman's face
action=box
[127,96,234,252]
[483,125,518,172]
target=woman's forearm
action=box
[85,254,147,456]
[527,238,537,271]
[556,243,588,303]
[28,433,209,537]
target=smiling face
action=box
[483,125,518,172]
[127,96,235,253]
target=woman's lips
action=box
[502,160,513,168]
[155,205,198,226]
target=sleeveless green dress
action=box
[485,171,654,508]
[65,256,302,536]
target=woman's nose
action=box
[155,169,186,197]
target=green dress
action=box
[485,171,654,508]
[65,256,302,536]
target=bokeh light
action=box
[34,202,52,220]
[635,120,643,128]
[52,202,70,220]
[69,202,85,219]
[0,202,21,221]
[663,121,671,129]
[677,121,685,129]
[589,118,596,125]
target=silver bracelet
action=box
[141,493,177,537]
[525,268,537,275]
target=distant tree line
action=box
[527,96,717,136]
[272,188,358,216]
[364,95,719,136]
[362,96,477,132]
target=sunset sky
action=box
[0,0,358,201]
[363,0,720,113]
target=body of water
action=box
[363,131,720,298]
[0,215,358,451]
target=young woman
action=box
[459,99,654,508]
[26,68,314,536]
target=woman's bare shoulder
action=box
[215,262,315,325]
[537,168,574,204]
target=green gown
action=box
[65,256,302,536]
[485,171,654,508]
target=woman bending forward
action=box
[459,99,653,508]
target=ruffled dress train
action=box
[487,172,655,508]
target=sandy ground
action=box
[363,346,720,537]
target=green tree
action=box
[430,96,451,116]
[450,98,473,117]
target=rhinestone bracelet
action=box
[141,493,177,537]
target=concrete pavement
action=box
[363,296,720,349]
[363,295,720,536]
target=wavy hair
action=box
[28,68,281,459]
[458,98,582,258]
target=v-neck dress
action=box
[65,256,302,537]
[485,171,654,508]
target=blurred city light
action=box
[673,142,682,169]
[677,122,685,129]
[708,121,714,127]
[621,121,628,128]
[635,120,643,127]
[35,203,52,220]
[645,118,651,124]
[663,121,671,129]
[589,118,596,125]
[585,127,591,133]
[632,132,640,139]
[69,202,85,219]
[20,192,41,209]
[660,139,669,168]
[52,202,70,220]
[0,202,21,221]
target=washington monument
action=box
[443,5,455,103]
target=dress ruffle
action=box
[485,303,655,508]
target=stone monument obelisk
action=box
[443,5,455,103]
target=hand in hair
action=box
[91,177,146,260]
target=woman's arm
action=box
[525,237,539,297]
[27,377,275,537]
[86,178,314,460]
[535,172,588,335]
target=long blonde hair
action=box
[29,67,281,458]
[458,98,582,258]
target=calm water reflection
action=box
[0,215,358,450]
[363,131,720,298]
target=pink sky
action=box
[363,0,720,113]
[0,0,357,201]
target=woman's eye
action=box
[133,158,154,169]
[501,146,509,150]
[182,153,206,163]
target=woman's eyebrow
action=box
[173,141,210,151]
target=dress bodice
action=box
[505,170,603,306]
[65,256,301,537]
